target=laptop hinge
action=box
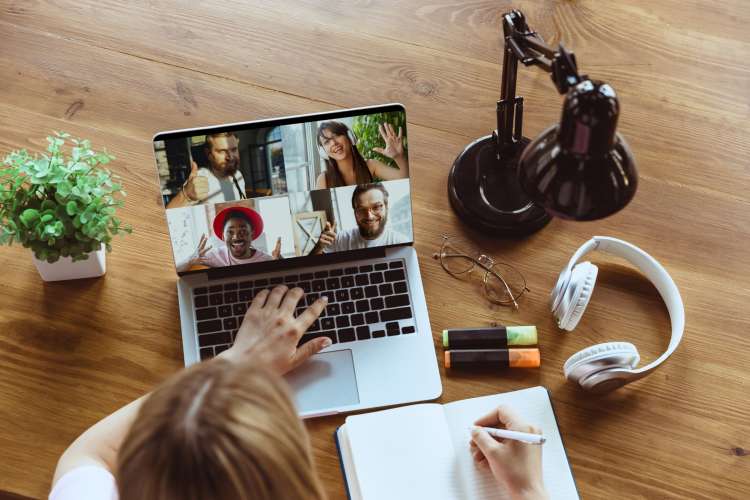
[203,247,388,281]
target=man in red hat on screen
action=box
[177,206,281,271]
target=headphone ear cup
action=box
[550,269,571,319]
[557,262,598,331]
[563,342,640,384]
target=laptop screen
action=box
[153,104,413,276]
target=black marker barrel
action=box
[442,326,537,350]
[444,349,540,369]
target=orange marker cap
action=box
[509,348,541,368]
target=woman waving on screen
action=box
[315,120,409,189]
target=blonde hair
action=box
[116,359,325,500]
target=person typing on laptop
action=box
[176,206,282,272]
[49,285,548,500]
[310,182,408,255]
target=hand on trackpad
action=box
[285,349,360,415]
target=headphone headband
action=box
[567,236,685,375]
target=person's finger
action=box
[280,287,304,314]
[324,221,331,232]
[397,126,403,139]
[296,297,328,330]
[198,234,207,249]
[331,220,337,232]
[378,123,388,142]
[387,122,396,138]
[289,336,332,370]
[372,147,385,155]
[471,427,501,456]
[189,160,198,178]
[319,235,335,245]
[199,245,212,256]
[472,448,486,464]
[265,285,288,309]
[248,289,270,313]
[474,405,524,429]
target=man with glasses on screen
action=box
[166,132,246,209]
[311,183,407,255]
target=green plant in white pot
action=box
[0,132,131,281]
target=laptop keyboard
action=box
[192,259,415,361]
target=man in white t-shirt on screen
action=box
[166,132,246,209]
[310,183,407,255]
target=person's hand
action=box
[372,122,404,160]
[272,237,282,259]
[183,161,209,202]
[188,234,212,267]
[220,285,330,375]
[470,406,548,500]
[317,221,337,251]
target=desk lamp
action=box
[448,10,637,236]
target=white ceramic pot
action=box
[32,244,107,281]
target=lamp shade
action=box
[517,80,637,220]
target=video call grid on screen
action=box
[152,104,413,275]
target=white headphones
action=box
[318,129,358,160]
[551,236,685,393]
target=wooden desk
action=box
[1,1,748,498]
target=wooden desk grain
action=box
[1,1,748,498]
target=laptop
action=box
[151,103,442,417]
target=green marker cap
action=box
[507,326,538,346]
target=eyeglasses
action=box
[355,203,386,218]
[434,235,529,309]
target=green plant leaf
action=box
[20,208,40,227]
[57,181,72,198]
[65,201,78,216]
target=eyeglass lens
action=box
[439,236,527,305]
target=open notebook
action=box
[335,386,578,499]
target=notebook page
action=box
[443,387,579,500]
[344,403,462,500]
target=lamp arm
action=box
[496,10,584,150]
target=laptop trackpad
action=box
[285,349,359,415]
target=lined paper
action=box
[443,387,579,500]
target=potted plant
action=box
[0,132,131,281]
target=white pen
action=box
[470,426,546,445]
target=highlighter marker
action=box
[442,326,537,350]
[444,349,540,369]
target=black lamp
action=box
[448,10,637,236]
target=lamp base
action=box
[448,134,551,237]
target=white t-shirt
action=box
[196,168,246,204]
[175,241,272,272]
[49,466,117,500]
[324,227,408,253]
[203,244,273,267]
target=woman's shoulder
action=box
[50,465,117,500]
